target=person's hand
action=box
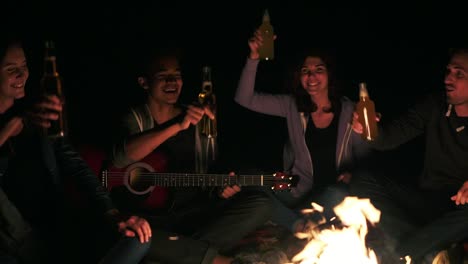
[352,111,381,134]
[451,181,468,205]
[117,215,152,243]
[3,117,24,138]
[337,172,352,184]
[179,104,215,130]
[248,30,277,60]
[219,172,241,199]
[28,95,62,128]
[0,117,24,146]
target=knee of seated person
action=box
[110,236,151,259]
[129,236,152,251]
[241,190,275,217]
[349,171,378,192]
[242,187,273,201]
[351,169,376,183]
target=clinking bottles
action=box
[356,82,378,141]
[40,40,67,138]
[258,9,274,61]
[198,66,217,138]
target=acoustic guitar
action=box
[100,151,297,210]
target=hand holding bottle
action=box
[179,104,215,131]
[248,30,277,60]
[352,111,381,135]
[353,83,380,141]
[28,94,63,128]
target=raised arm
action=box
[234,30,291,117]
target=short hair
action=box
[135,45,184,78]
[448,48,468,58]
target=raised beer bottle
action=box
[198,66,217,138]
[40,40,67,138]
[356,82,378,141]
[258,9,274,61]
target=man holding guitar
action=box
[109,46,274,264]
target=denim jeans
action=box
[99,236,151,264]
[350,170,468,262]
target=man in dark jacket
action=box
[351,48,468,263]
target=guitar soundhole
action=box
[128,167,152,192]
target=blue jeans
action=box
[350,170,468,262]
[99,236,151,264]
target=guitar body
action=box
[102,151,171,210]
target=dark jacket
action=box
[371,92,468,190]
[0,133,115,254]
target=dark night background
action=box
[5,1,467,174]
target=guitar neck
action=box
[104,171,271,187]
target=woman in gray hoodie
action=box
[234,30,373,232]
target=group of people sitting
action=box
[0,26,467,264]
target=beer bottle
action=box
[258,9,274,61]
[356,82,378,141]
[40,40,67,138]
[196,66,217,173]
[198,66,217,138]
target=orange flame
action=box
[291,197,383,264]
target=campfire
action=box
[290,197,411,264]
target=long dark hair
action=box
[0,35,28,123]
[287,47,342,113]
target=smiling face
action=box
[299,56,329,98]
[0,43,28,108]
[139,55,183,106]
[445,51,468,108]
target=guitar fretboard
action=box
[102,172,279,187]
